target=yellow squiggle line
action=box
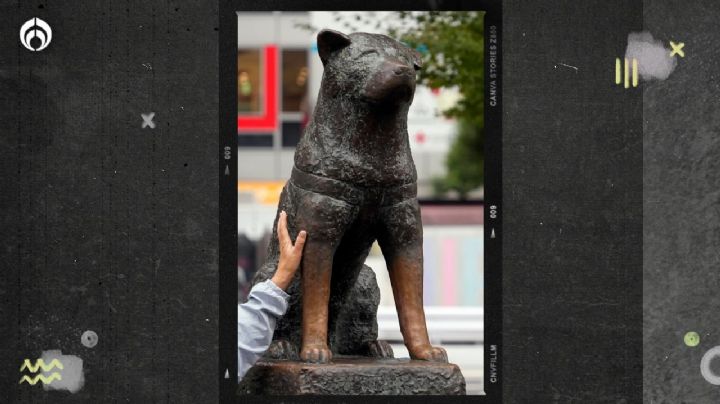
[20,359,64,373]
[19,373,62,385]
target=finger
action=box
[277,211,290,246]
[293,230,307,251]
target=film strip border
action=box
[220,1,503,402]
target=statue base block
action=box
[238,357,466,395]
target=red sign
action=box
[238,45,278,132]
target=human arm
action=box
[270,211,306,290]
[237,211,307,380]
[237,279,290,380]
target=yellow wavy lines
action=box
[20,358,64,373]
[19,373,62,385]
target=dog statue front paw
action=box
[364,340,395,358]
[408,344,448,363]
[300,343,333,363]
[265,339,299,360]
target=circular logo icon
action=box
[700,346,720,385]
[20,18,52,52]
[685,331,700,347]
[80,330,98,348]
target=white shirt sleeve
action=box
[237,279,290,381]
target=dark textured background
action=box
[643,1,720,403]
[0,1,219,402]
[502,0,643,402]
[2,0,716,402]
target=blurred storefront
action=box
[237,12,482,305]
[236,11,485,394]
[236,11,481,304]
[236,12,460,194]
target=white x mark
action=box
[669,41,685,58]
[141,112,156,129]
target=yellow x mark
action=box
[670,41,685,58]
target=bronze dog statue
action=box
[252,29,447,364]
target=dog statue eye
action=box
[356,49,379,59]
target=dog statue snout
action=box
[393,65,414,77]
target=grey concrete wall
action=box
[643,1,720,402]
[0,1,219,402]
[503,1,643,402]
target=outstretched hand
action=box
[272,211,307,291]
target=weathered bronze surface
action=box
[252,29,448,365]
[238,358,466,395]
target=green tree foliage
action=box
[312,12,484,199]
[393,12,484,199]
[432,119,483,199]
[390,12,484,130]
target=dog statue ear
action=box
[412,49,424,71]
[317,29,352,65]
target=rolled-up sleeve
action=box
[237,279,290,381]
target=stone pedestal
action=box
[237,357,466,396]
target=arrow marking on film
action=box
[224,369,230,379]
[224,165,229,175]
[491,228,496,239]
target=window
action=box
[238,49,262,114]
[238,134,273,147]
[237,47,309,148]
[281,50,308,113]
[281,122,302,147]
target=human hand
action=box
[272,211,307,291]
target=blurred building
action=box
[236,11,485,394]
[236,10,482,296]
[236,12,459,198]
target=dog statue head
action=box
[317,29,423,106]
